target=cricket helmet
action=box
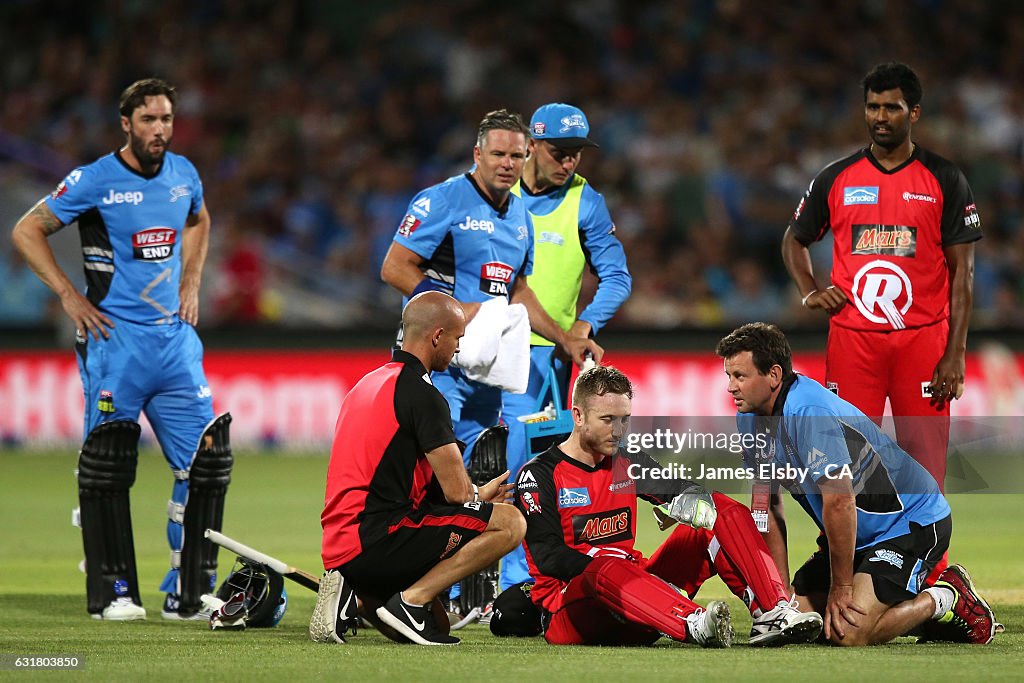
[215,557,288,627]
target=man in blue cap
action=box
[501,103,632,593]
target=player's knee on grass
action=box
[487,503,526,549]
[829,576,888,647]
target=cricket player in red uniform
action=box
[514,366,823,647]
[782,61,981,495]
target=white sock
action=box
[923,586,955,619]
[399,592,426,608]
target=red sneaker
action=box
[930,564,996,645]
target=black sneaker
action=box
[309,569,358,643]
[376,593,460,646]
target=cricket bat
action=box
[205,529,321,592]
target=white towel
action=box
[452,297,531,394]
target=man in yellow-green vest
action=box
[501,103,632,591]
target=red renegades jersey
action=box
[514,446,680,613]
[789,146,981,331]
[321,350,455,569]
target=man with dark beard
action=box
[781,62,980,516]
[12,78,230,622]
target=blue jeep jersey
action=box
[738,374,950,549]
[45,151,204,324]
[393,173,533,302]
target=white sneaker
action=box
[309,569,357,643]
[161,593,216,621]
[93,597,146,621]
[749,599,823,646]
[686,600,733,648]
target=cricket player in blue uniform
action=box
[12,78,233,621]
[381,109,601,460]
[499,103,631,590]
[381,109,601,613]
[715,322,996,645]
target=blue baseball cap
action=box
[529,103,599,149]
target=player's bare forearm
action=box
[782,228,847,314]
[380,242,426,297]
[782,228,819,299]
[180,203,211,325]
[13,200,114,339]
[12,201,73,297]
[931,243,974,402]
[819,479,857,586]
[511,277,603,366]
[426,442,474,503]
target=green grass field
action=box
[1,451,1021,682]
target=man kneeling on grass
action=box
[717,322,996,646]
[311,291,525,646]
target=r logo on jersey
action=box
[852,260,913,329]
[132,227,176,262]
[479,261,513,296]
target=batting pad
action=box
[708,493,787,614]
[582,556,700,642]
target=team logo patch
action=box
[97,390,114,413]
[826,381,839,395]
[843,186,879,205]
[479,261,513,296]
[963,203,980,229]
[868,549,904,568]
[132,227,176,262]
[558,487,591,508]
[397,214,420,237]
[559,114,587,134]
[851,225,917,257]
[169,185,190,202]
[572,507,632,544]
[852,260,913,329]
[532,122,546,135]
[521,491,542,515]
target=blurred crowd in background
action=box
[3,0,1024,332]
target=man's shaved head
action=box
[402,291,467,372]
[403,291,463,336]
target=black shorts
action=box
[792,515,951,605]
[338,501,494,601]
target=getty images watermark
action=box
[612,416,1024,494]
[622,426,853,485]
